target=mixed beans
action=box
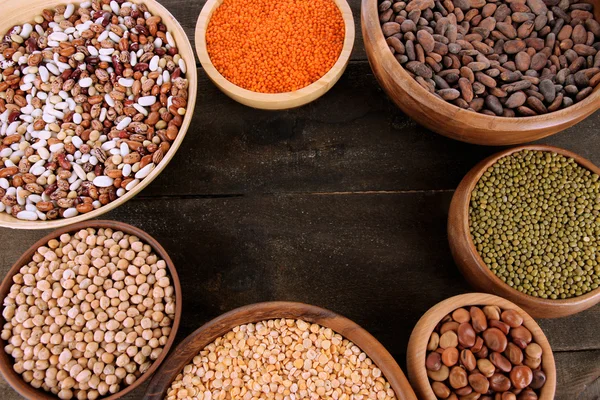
[0,0,189,222]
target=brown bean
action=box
[510,365,533,389]
[427,351,443,371]
[432,381,452,399]
[483,328,508,352]
[489,373,512,392]
[490,351,512,373]
[449,366,468,389]
[500,310,523,328]
[443,347,460,367]
[468,373,490,394]
[460,349,477,371]
[504,342,524,365]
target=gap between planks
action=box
[137,189,457,200]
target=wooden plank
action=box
[140,62,600,197]
[159,0,367,63]
[0,193,599,397]
[2,193,599,351]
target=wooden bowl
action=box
[0,220,183,399]
[144,301,418,400]
[448,144,600,318]
[361,0,600,146]
[195,0,355,110]
[0,0,198,230]
[407,293,556,400]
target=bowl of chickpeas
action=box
[0,220,182,399]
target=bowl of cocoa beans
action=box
[0,220,182,399]
[407,293,556,400]
[362,0,600,145]
[0,0,197,229]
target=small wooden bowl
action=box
[144,301,418,400]
[407,293,556,400]
[195,0,355,110]
[448,145,600,318]
[0,0,197,230]
[0,220,183,399]
[361,0,600,146]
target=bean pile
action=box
[0,0,189,222]
[167,319,397,400]
[377,0,600,116]
[206,0,345,93]
[1,227,176,399]
[426,305,546,400]
[470,150,600,299]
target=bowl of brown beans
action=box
[448,144,600,318]
[143,301,418,400]
[407,293,556,400]
[195,0,355,110]
[0,220,182,399]
[361,0,600,145]
[0,0,197,229]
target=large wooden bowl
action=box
[0,220,183,399]
[0,0,198,230]
[407,293,556,400]
[361,0,600,146]
[144,301,418,400]
[195,0,355,110]
[448,145,600,318]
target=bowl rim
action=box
[360,0,600,142]
[0,0,198,230]
[406,293,557,400]
[448,144,600,318]
[0,220,183,399]
[144,301,418,400]
[194,0,356,110]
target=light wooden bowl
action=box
[0,0,198,230]
[407,293,556,400]
[361,0,600,146]
[195,0,355,110]
[448,145,600,318]
[0,220,183,400]
[144,301,418,400]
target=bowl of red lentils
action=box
[143,301,419,400]
[0,0,197,230]
[195,0,355,110]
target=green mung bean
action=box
[469,150,600,299]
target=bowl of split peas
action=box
[0,221,182,399]
[144,301,418,400]
[195,0,356,110]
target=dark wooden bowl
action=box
[0,221,183,399]
[407,293,556,400]
[144,301,418,400]
[361,0,600,146]
[448,145,600,318]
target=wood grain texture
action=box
[0,194,599,398]
[448,145,600,318]
[194,0,356,109]
[361,0,600,145]
[406,293,556,400]
[0,221,183,400]
[133,64,600,197]
[144,302,417,400]
[0,0,198,230]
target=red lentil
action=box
[206,0,345,93]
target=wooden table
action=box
[1,0,599,398]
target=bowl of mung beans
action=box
[448,144,600,318]
[361,0,600,145]
[407,293,556,400]
[195,0,355,110]
[0,0,198,229]
[0,220,182,399]
[143,301,418,400]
